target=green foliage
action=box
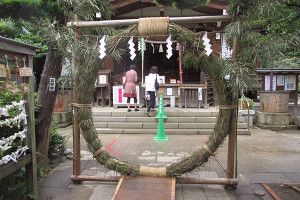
[0,88,23,107]
[0,0,41,6]
[15,26,48,58]
[0,169,28,200]
[48,124,66,159]
[0,18,17,37]
[226,0,300,68]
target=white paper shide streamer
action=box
[0,128,27,151]
[98,36,106,59]
[0,109,27,128]
[137,39,141,51]
[202,32,213,56]
[0,99,28,165]
[0,100,26,117]
[166,35,173,59]
[128,37,136,60]
[0,146,29,165]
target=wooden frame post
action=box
[72,21,82,184]
[25,55,38,197]
[225,36,239,190]
[178,44,183,84]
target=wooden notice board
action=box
[112,176,176,200]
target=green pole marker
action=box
[154,95,168,141]
[156,95,167,119]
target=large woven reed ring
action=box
[138,17,169,36]
[76,24,235,177]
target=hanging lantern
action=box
[159,44,163,52]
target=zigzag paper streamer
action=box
[128,37,136,60]
[151,43,154,53]
[166,35,173,59]
[138,39,141,51]
[0,146,29,165]
[202,32,213,56]
[99,36,106,59]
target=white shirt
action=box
[145,73,159,92]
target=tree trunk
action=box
[36,48,63,156]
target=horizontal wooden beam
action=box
[177,177,238,185]
[71,175,120,182]
[67,15,232,28]
[0,154,32,180]
[71,175,238,185]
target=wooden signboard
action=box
[0,64,6,78]
[19,67,33,77]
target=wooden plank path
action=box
[111,176,176,200]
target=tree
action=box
[226,0,300,68]
[0,0,113,156]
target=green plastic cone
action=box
[156,95,167,119]
[154,113,168,141]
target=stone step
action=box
[92,111,219,117]
[95,128,250,135]
[93,122,248,129]
[92,116,245,123]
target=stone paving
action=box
[38,127,300,200]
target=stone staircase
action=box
[92,108,250,135]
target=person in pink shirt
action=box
[123,64,139,112]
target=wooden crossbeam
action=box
[67,15,232,27]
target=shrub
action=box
[48,124,66,159]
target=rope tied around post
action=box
[139,166,167,177]
[203,144,215,156]
[93,146,106,157]
[138,17,169,36]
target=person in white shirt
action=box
[145,66,159,117]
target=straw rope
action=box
[203,144,214,156]
[138,17,169,36]
[139,166,167,177]
[74,23,236,177]
[93,146,106,157]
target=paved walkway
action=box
[39,127,300,200]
